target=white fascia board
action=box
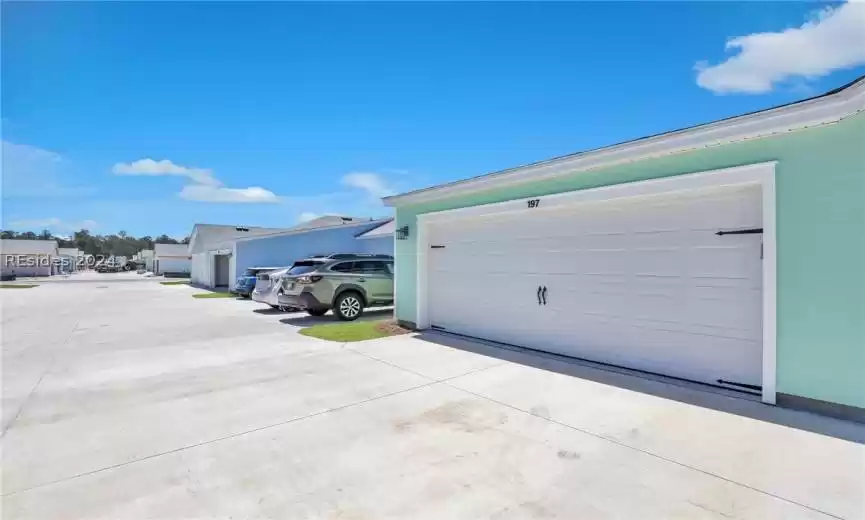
[385,78,865,207]
[356,233,393,240]
[187,226,202,254]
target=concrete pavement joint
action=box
[341,345,434,381]
[1,378,441,498]
[442,382,845,520]
[1,319,81,437]
[342,343,508,384]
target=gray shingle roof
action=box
[1,239,59,255]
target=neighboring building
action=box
[231,217,393,292]
[383,76,865,422]
[354,218,395,246]
[0,239,60,277]
[140,249,154,272]
[153,244,192,276]
[132,249,154,271]
[188,224,291,288]
[57,248,80,273]
[189,216,394,291]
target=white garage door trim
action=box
[209,250,233,288]
[416,161,777,404]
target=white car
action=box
[251,267,293,310]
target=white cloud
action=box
[5,217,98,232]
[112,158,219,186]
[179,184,280,203]
[696,1,865,94]
[114,158,281,204]
[341,172,395,198]
[298,212,320,222]
[1,141,94,197]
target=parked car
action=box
[251,266,293,310]
[278,254,394,320]
[233,266,279,298]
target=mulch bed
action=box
[373,320,412,336]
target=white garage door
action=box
[427,184,763,390]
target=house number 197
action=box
[527,199,540,209]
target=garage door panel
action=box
[426,184,763,389]
[632,246,686,277]
[429,266,543,334]
[554,285,628,318]
[575,248,627,274]
[690,244,761,281]
[537,319,761,386]
[688,288,762,334]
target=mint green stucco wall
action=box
[394,112,865,408]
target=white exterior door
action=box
[426,184,764,390]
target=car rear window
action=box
[288,261,324,275]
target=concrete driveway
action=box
[2,277,863,519]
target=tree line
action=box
[1,229,189,257]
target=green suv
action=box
[278,254,394,320]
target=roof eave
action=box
[353,218,394,238]
[383,76,865,208]
[232,218,392,244]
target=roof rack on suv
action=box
[309,253,394,260]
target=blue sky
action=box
[3,1,864,238]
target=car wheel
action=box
[334,292,364,321]
[307,308,327,317]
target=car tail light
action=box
[296,275,322,284]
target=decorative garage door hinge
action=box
[430,245,446,249]
[715,228,763,236]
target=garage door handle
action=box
[542,286,548,305]
[537,286,543,305]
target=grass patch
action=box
[0,284,38,289]
[299,319,410,342]
[161,280,190,286]
[192,292,235,299]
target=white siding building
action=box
[1,239,60,277]
[188,224,290,289]
[153,243,191,276]
[57,247,80,273]
[188,217,393,291]
[133,249,155,272]
[231,217,393,291]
